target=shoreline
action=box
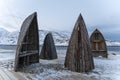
[0,44,120,47]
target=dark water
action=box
[107,46,120,52]
[0,45,120,52]
[0,45,68,53]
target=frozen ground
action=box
[0,50,120,80]
[0,49,15,61]
[88,51,120,80]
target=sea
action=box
[0,45,120,53]
[0,45,120,60]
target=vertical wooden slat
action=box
[40,33,58,60]
[14,12,39,71]
[90,29,108,58]
[64,14,94,73]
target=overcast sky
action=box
[0,0,120,41]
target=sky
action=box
[0,0,120,41]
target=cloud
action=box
[0,0,120,40]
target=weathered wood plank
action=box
[90,29,108,58]
[14,12,39,71]
[40,33,58,60]
[64,14,94,72]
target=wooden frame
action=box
[64,14,94,72]
[90,29,108,58]
[40,33,57,60]
[14,12,39,71]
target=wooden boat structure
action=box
[64,14,94,72]
[40,32,58,60]
[14,12,39,71]
[90,29,108,58]
[14,12,95,73]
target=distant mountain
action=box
[106,40,120,46]
[39,30,70,46]
[0,28,9,39]
[0,28,70,46]
[0,28,18,45]
[0,28,119,46]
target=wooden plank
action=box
[0,68,18,80]
[14,12,39,71]
[40,33,58,60]
[64,14,94,72]
[90,29,108,58]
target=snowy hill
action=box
[0,28,70,46]
[106,40,120,46]
[39,30,70,46]
[0,28,18,45]
[0,28,120,46]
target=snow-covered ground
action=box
[0,48,120,80]
[88,51,120,80]
[0,49,15,61]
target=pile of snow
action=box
[33,69,71,80]
[21,62,96,80]
[0,60,14,70]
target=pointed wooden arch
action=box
[14,12,39,71]
[90,29,108,58]
[64,14,94,72]
[40,33,57,60]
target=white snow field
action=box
[88,51,120,80]
[0,49,120,80]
